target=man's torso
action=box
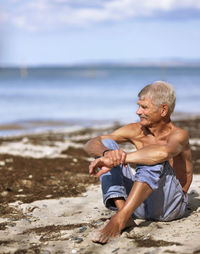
[127,122,191,188]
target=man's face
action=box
[136,97,162,127]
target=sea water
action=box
[0,65,200,135]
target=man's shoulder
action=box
[170,123,189,141]
[123,122,142,130]
[120,122,143,137]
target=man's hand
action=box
[103,149,126,166]
[89,149,127,177]
[89,157,114,177]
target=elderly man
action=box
[84,81,193,244]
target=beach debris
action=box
[27,206,40,213]
[20,179,32,188]
[112,248,120,253]
[5,158,13,163]
[0,161,5,166]
[72,250,78,254]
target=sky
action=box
[0,0,200,66]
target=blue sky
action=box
[0,0,200,66]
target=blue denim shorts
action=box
[100,139,188,221]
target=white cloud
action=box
[1,0,200,31]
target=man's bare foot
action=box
[105,216,136,229]
[91,214,136,244]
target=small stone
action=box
[1,191,8,197]
[73,158,78,163]
[23,218,31,224]
[0,161,5,166]
[8,218,15,221]
[29,175,33,179]
[18,189,23,192]
[21,179,32,188]
[112,248,120,253]
[72,250,77,253]
[46,195,52,198]
[40,250,51,254]
[95,220,104,225]
[73,237,83,243]
[8,223,16,227]
[190,190,198,195]
[79,226,87,233]
[22,137,29,143]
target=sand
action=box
[0,118,200,254]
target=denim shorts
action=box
[100,139,188,221]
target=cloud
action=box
[1,0,200,31]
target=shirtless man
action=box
[84,81,193,244]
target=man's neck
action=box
[147,118,172,137]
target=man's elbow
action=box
[159,147,172,162]
[84,141,92,155]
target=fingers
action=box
[89,150,128,177]
[104,149,127,166]
[89,157,113,177]
[89,158,101,176]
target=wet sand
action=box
[0,118,200,253]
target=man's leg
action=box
[92,181,152,243]
[143,161,188,221]
[92,158,167,243]
[99,139,135,212]
[92,139,152,243]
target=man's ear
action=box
[161,104,169,117]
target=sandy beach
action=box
[0,118,200,254]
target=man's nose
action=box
[136,106,142,115]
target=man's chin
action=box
[140,118,148,125]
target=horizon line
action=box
[1,59,200,68]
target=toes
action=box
[91,230,109,244]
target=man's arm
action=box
[84,123,138,158]
[89,129,190,177]
[181,144,193,193]
[125,129,189,165]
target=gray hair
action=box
[138,81,176,114]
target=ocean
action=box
[0,64,200,135]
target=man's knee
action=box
[134,163,166,190]
[102,139,120,150]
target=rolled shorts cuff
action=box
[103,185,128,211]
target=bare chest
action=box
[131,135,167,150]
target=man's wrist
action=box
[102,149,110,156]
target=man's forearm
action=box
[125,145,169,165]
[84,137,109,157]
